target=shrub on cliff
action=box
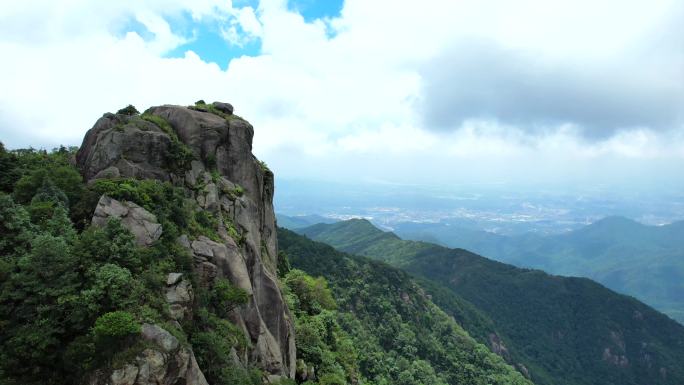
[116,105,139,116]
[93,311,140,339]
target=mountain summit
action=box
[76,102,295,382]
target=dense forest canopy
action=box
[0,142,529,385]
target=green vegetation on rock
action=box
[116,104,139,116]
[190,101,243,121]
[0,145,261,385]
[141,113,195,171]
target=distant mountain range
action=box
[278,213,684,324]
[294,218,684,385]
[276,213,338,229]
[278,227,532,385]
[390,216,684,323]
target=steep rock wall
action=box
[76,104,295,380]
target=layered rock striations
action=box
[77,103,295,383]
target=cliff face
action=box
[76,103,295,382]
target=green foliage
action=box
[258,160,271,173]
[0,148,272,385]
[191,101,234,120]
[279,228,535,385]
[194,209,216,229]
[211,278,249,317]
[83,264,140,313]
[277,250,291,278]
[140,113,171,133]
[92,311,141,363]
[205,153,217,170]
[116,105,139,116]
[192,210,221,241]
[93,311,140,339]
[13,165,83,207]
[191,308,256,385]
[284,269,336,315]
[221,215,244,245]
[210,169,220,183]
[74,178,189,232]
[282,270,359,384]
[141,113,195,171]
[226,184,245,200]
[0,193,35,258]
[298,219,684,385]
[318,373,346,385]
[424,216,684,324]
[75,219,140,272]
[0,142,21,193]
[168,138,195,172]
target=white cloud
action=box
[0,0,682,189]
[220,6,262,46]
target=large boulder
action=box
[92,195,162,246]
[189,236,253,294]
[213,101,234,115]
[76,113,173,181]
[165,273,194,322]
[90,324,208,385]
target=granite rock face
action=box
[89,323,208,385]
[76,113,173,181]
[165,273,194,322]
[91,195,162,246]
[77,104,295,379]
[213,101,234,115]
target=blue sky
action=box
[142,0,346,69]
[165,20,262,70]
[286,0,343,22]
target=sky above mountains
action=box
[1,0,682,190]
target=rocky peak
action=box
[76,102,294,381]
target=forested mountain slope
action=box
[277,228,532,385]
[394,216,684,323]
[300,219,684,385]
[0,102,534,385]
[1,102,295,385]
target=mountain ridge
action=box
[277,227,533,385]
[382,215,684,323]
[298,218,684,385]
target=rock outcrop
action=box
[165,273,194,322]
[77,103,295,380]
[89,323,209,385]
[92,195,162,246]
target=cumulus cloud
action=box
[0,0,682,189]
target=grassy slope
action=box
[299,219,684,385]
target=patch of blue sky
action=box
[165,10,261,70]
[113,1,341,69]
[115,11,261,70]
[165,26,261,70]
[287,0,344,22]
